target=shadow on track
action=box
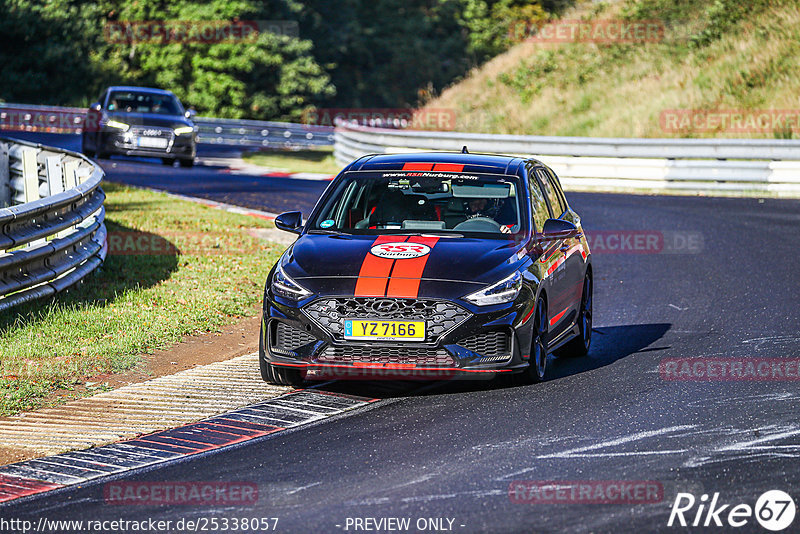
[0,222,178,331]
[311,323,671,400]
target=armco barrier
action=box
[0,103,334,150]
[334,123,800,196]
[0,136,107,312]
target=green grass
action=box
[0,182,284,416]
[242,147,341,175]
[422,0,800,139]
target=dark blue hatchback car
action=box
[260,152,592,385]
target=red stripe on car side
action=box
[549,307,568,326]
[385,236,440,298]
[354,236,406,297]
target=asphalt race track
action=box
[2,147,800,533]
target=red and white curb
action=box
[0,390,377,504]
[201,157,334,181]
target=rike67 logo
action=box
[668,490,795,531]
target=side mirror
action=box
[540,218,579,240]
[275,211,303,234]
[91,102,102,111]
[184,109,197,120]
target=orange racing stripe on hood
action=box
[354,236,407,297]
[385,236,440,298]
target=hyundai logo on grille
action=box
[371,299,400,314]
[141,129,161,136]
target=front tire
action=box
[81,134,95,158]
[521,297,548,384]
[179,158,194,168]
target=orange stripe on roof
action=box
[385,236,439,298]
[354,236,405,297]
[402,162,434,171]
[432,163,464,172]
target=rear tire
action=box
[179,158,194,168]
[520,297,548,384]
[558,274,592,358]
[258,321,304,387]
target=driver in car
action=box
[466,198,512,233]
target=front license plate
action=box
[344,319,425,341]
[137,137,168,148]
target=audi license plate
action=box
[344,319,425,341]
[137,137,168,149]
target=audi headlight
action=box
[464,271,522,306]
[174,126,195,135]
[272,263,312,301]
[106,119,129,131]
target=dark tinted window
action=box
[527,166,549,232]
[106,91,183,115]
[310,171,525,238]
[536,168,566,216]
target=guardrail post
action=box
[45,155,65,195]
[0,142,9,207]
[63,160,78,190]
[22,147,39,204]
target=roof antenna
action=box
[461,145,469,154]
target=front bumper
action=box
[262,294,536,380]
[100,130,196,159]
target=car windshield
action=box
[106,91,183,115]
[309,170,526,238]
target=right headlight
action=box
[463,271,523,306]
[272,262,312,301]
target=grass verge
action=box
[0,182,283,416]
[242,147,341,175]
[422,0,800,139]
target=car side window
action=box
[536,168,566,217]
[527,167,550,232]
[545,167,569,214]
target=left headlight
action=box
[105,119,130,131]
[272,263,312,301]
[463,271,523,306]
[174,126,195,135]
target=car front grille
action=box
[303,298,471,341]
[457,331,511,358]
[272,322,317,352]
[317,345,455,367]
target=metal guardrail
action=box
[0,137,107,312]
[194,116,334,149]
[334,123,800,196]
[0,103,334,149]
